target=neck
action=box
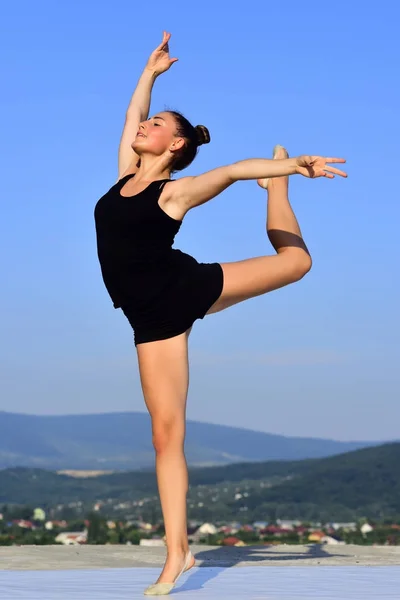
[135,153,171,182]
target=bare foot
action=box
[156,550,195,584]
[257,144,289,189]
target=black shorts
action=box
[121,253,224,345]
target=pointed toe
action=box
[144,582,174,596]
[144,550,194,595]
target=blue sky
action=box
[1,0,399,441]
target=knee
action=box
[288,250,312,282]
[294,252,312,281]
[152,418,185,455]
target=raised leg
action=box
[136,330,195,588]
[207,145,312,315]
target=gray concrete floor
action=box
[1,543,400,571]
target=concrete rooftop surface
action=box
[1,545,400,599]
[1,543,400,570]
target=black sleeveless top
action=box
[94,173,224,345]
[94,174,182,309]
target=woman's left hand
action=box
[145,31,178,76]
[296,156,347,179]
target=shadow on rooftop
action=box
[176,543,348,594]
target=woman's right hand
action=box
[145,31,178,76]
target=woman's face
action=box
[131,112,183,158]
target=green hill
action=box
[1,443,399,521]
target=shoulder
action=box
[158,177,194,221]
[159,176,196,205]
[161,177,194,197]
[116,159,140,183]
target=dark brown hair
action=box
[168,110,210,172]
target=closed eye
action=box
[151,116,165,126]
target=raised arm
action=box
[118,31,178,179]
[167,155,347,212]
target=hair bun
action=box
[195,125,210,146]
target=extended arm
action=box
[168,155,347,211]
[118,70,157,179]
[117,32,178,179]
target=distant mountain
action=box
[1,443,400,521]
[0,411,385,470]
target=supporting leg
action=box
[136,330,195,588]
